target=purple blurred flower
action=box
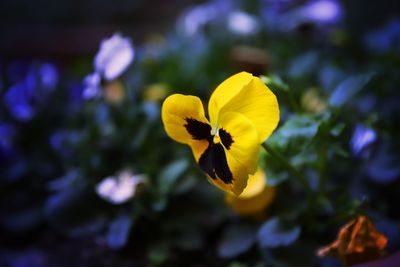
[350,124,377,158]
[263,0,342,32]
[227,11,260,36]
[176,0,233,36]
[94,33,134,81]
[300,0,342,24]
[364,19,400,54]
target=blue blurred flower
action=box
[94,33,134,81]
[366,142,400,185]
[4,74,36,121]
[3,63,58,121]
[364,18,400,54]
[82,72,102,100]
[350,124,377,158]
[39,63,59,90]
[0,123,16,162]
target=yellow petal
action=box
[190,140,209,162]
[239,169,267,198]
[205,151,249,196]
[208,72,280,143]
[208,72,253,127]
[225,170,276,215]
[226,151,250,195]
[221,75,279,143]
[161,94,210,144]
[219,111,260,174]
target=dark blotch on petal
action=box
[199,143,233,184]
[184,118,212,140]
[219,128,234,150]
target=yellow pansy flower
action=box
[161,72,279,195]
[225,169,276,215]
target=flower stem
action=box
[262,142,316,230]
[261,142,311,192]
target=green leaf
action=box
[288,51,319,79]
[330,122,346,137]
[264,169,290,186]
[218,222,257,258]
[268,114,319,150]
[158,159,189,195]
[261,74,289,92]
[106,214,134,250]
[329,73,375,107]
[257,217,301,248]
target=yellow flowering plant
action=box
[161,71,279,195]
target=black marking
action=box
[219,128,234,150]
[184,118,212,140]
[198,142,233,184]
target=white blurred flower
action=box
[227,11,259,35]
[82,72,102,99]
[96,170,145,204]
[94,33,134,81]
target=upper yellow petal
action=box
[219,111,260,174]
[220,75,280,143]
[208,72,253,127]
[161,94,209,144]
[208,72,280,143]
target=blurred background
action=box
[1,0,400,266]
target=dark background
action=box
[1,0,399,59]
[0,0,200,59]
